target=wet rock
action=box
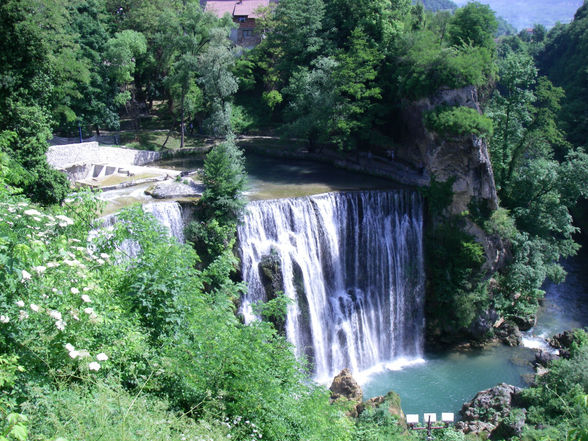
[146,179,204,199]
[511,314,536,331]
[458,383,523,435]
[330,369,363,404]
[534,350,559,367]
[549,330,576,354]
[495,321,522,346]
[258,249,283,301]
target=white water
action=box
[144,201,185,243]
[238,190,425,381]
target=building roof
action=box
[204,0,270,19]
[233,0,269,18]
[205,0,236,17]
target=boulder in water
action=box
[146,179,204,199]
[511,314,536,331]
[494,321,522,346]
[330,368,363,403]
[534,350,559,367]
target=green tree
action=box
[324,0,411,48]
[160,1,233,146]
[198,29,239,137]
[198,137,247,224]
[447,1,498,50]
[331,28,383,150]
[282,57,338,150]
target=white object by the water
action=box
[424,413,437,422]
[406,414,419,424]
[442,413,455,423]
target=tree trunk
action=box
[180,90,185,149]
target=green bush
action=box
[425,106,493,138]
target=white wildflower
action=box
[69,238,81,243]
[70,287,80,294]
[77,350,90,358]
[24,209,42,216]
[96,258,105,265]
[99,253,109,260]
[16,300,25,307]
[96,353,108,361]
[69,350,80,359]
[32,265,46,273]
[55,320,66,331]
[88,361,101,371]
[47,262,59,268]
[65,343,75,352]
[19,310,28,320]
[83,307,94,315]
[70,310,80,321]
[55,214,74,226]
[81,294,91,303]
[30,304,40,312]
[83,286,92,292]
[48,310,62,320]
[0,315,9,323]
[21,270,32,281]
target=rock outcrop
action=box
[397,86,508,274]
[456,383,523,435]
[329,369,363,403]
[145,179,204,199]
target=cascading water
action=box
[144,201,185,243]
[238,190,425,381]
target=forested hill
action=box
[415,0,457,11]
[453,0,584,29]
[537,2,588,146]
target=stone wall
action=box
[47,142,161,169]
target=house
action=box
[203,0,274,48]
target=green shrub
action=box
[22,382,229,441]
[425,106,493,138]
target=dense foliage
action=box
[1,0,587,440]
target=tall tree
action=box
[447,1,498,50]
[160,1,233,146]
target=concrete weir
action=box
[47,142,180,189]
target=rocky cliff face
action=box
[398,86,498,215]
[395,86,508,273]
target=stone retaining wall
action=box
[47,142,161,169]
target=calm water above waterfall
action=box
[238,190,424,382]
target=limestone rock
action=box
[457,383,523,436]
[549,330,577,358]
[534,350,559,367]
[146,179,204,199]
[329,368,363,403]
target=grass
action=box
[118,130,210,151]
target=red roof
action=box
[233,0,269,18]
[205,0,236,17]
[205,0,270,19]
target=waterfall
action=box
[238,190,425,381]
[92,202,185,259]
[143,201,185,243]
